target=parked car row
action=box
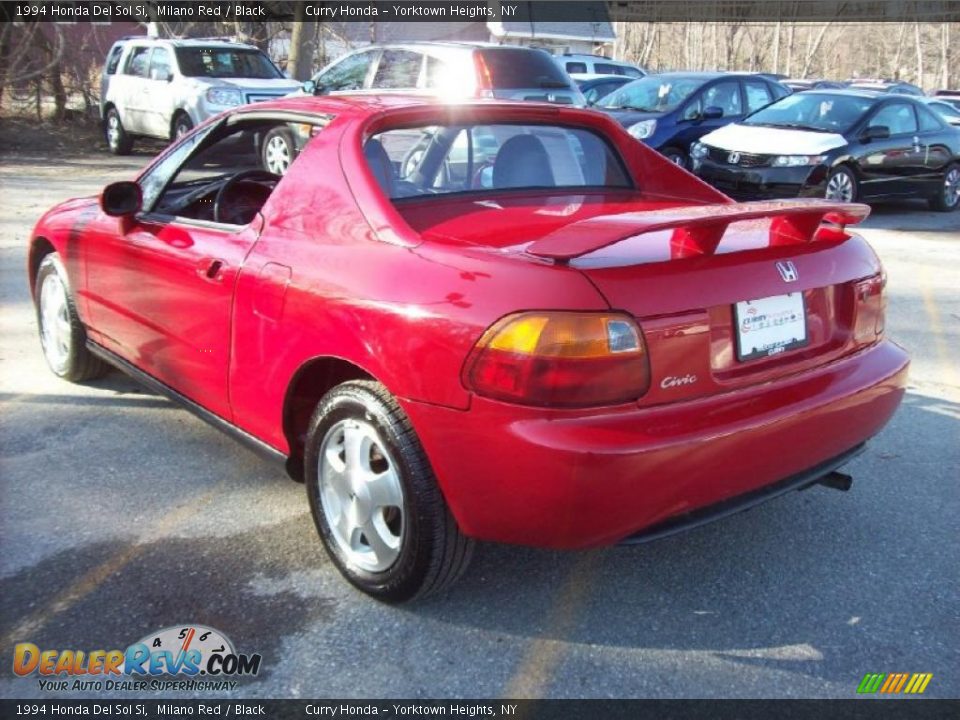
[98,37,959,211]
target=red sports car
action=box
[29,96,908,602]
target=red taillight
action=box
[854,272,886,343]
[473,52,494,98]
[462,312,651,407]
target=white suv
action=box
[101,37,300,154]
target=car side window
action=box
[702,81,742,116]
[917,105,945,131]
[125,46,151,78]
[372,50,423,89]
[744,80,772,113]
[149,47,172,81]
[868,103,918,135]
[594,63,623,76]
[566,62,588,74]
[105,45,124,75]
[318,50,377,91]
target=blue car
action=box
[595,72,791,168]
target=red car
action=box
[30,96,908,602]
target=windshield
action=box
[175,47,283,79]
[598,75,705,112]
[366,123,632,200]
[745,93,874,132]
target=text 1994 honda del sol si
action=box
[30,96,909,601]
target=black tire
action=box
[34,253,107,382]
[261,126,297,175]
[171,112,194,142]
[929,163,960,212]
[824,166,860,203]
[662,147,688,169]
[304,381,474,602]
[104,107,133,155]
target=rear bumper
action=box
[695,160,829,200]
[402,340,909,549]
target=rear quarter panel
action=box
[227,116,608,453]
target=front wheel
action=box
[929,163,960,212]
[662,147,688,169]
[304,381,474,602]
[171,112,194,141]
[261,126,297,175]
[35,253,106,382]
[824,166,859,203]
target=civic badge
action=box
[776,260,799,282]
[727,151,740,164]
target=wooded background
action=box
[615,22,954,87]
[1,20,956,122]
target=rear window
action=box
[478,49,571,90]
[175,47,282,79]
[565,62,588,74]
[365,123,632,200]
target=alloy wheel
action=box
[318,418,405,573]
[106,114,121,150]
[265,135,291,175]
[825,171,854,202]
[945,168,960,209]
[39,272,71,374]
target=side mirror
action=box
[301,80,325,96]
[101,181,142,217]
[861,125,890,141]
[703,106,724,119]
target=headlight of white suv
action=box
[627,119,657,140]
[206,87,243,107]
[772,155,826,167]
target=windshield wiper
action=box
[608,104,658,112]
[758,122,831,133]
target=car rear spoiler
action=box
[525,200,870,262]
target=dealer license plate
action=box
[734,293,808,362]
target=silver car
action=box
[101,38,300,155]
[301,42,585,105]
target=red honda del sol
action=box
[29,96,909,601]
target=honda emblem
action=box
[728,152,740,164]
[776,261,799,282]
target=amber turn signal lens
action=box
[463,312,650,407]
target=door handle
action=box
[198,258,226,282]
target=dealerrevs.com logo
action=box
[13,625,261,692]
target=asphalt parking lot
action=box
[0,141,957,700]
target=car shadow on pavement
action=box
[408,388,957,688]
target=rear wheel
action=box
[104,107,133,155]
[35,254,106,382]
[304,381,474,602]
[824,166,859,203]
[930,163,960,212]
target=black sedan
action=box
[691,90,960,212]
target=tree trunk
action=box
[940,23,949,88]
[914,22,923,87]
[287,10,314,81]
[773,21,781,74]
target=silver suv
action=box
[301,42,584,105]
[101,37,300,154]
